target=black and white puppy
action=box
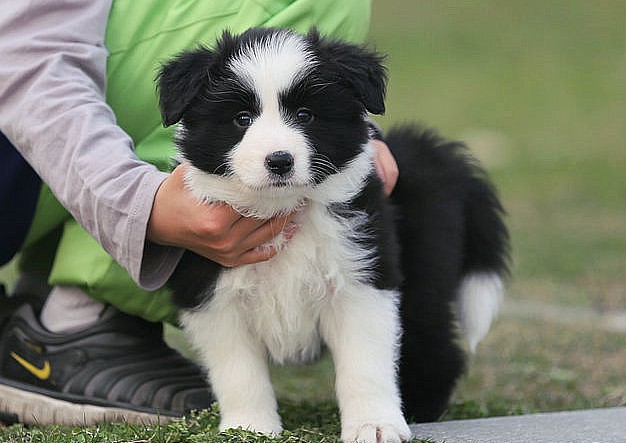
[158,28,509,443]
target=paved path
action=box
[410,407,626,443]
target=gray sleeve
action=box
[0,0,183,290]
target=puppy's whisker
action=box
[212,162,231,175]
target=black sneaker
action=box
[0,292,213,425]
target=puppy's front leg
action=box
[321,287,411,443]
[181,299,281,435]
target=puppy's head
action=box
[158,28,386,214]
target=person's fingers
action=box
[186,207,298,266]
[230,212,291,246]
[232,244,278,267]
[148,163,302,267]
[207,214,296,266]
[371,139,399,197]
[231,220,299,267]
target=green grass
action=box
[2,0,626,441]
[0,404,343,443]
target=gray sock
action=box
[40,285,106,333]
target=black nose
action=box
[265,151,294,176]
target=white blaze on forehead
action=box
[227,32,316,109]
[225,32,316,193]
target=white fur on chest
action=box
[210,203,373,365]
[180,143,376,364]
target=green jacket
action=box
[23,0,372,324]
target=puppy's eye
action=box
[235,111,253,128]
[295,108,313,124]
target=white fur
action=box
[183,142,376,219]
[229,113,312,189]
[320,285,411,443]
[181,201,410,441]
[181,30,377,219]
[181,149,410,441]
[458,272,504,352]
[179,31,410,442]
[226,31,316,190]
[228,31,315,103]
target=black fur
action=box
[307,29,387,115]
[168,251,222,310]
[158,28,385,182]
[338,174,402,291]
[385,125,509,421]
[158,28,509,424]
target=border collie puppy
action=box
[158,28,508,443]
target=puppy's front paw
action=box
[341,419,412,443]
[220,413,282,436]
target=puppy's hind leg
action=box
[181,300,281,436]
[321,287,411,443]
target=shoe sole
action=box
[0,380,178,426]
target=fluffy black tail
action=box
[384,124,509,422]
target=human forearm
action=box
[0,1,177,288]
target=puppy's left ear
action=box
[309,30,387,115]
[157,47,215,126]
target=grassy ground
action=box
[2,0,626,441]
[370,0,626,417]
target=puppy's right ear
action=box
[157,47,214,127]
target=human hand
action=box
[371,139,399,196]
[147,164,298,267]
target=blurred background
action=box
[1,0,625,421]
[366,0,626,416]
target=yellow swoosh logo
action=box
[10,352,51,380]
